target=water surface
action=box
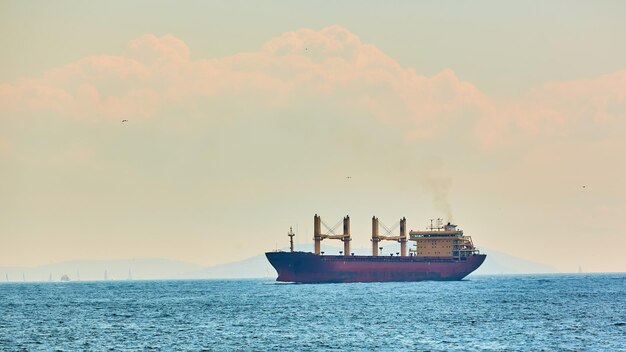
[1,274,624,351]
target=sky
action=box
[1,1,625,273]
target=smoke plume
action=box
[420,160,453,222]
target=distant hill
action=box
[472,248,558,275]
[0,247,557,282]
[180,255,276,280]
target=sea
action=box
[1,274,624,351]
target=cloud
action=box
[476,69,626,148]
[0,25,624,146]
[0,26,486,137]
[128,34,191,67]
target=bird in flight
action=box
[346,176,352,179]
[122,119,128,123]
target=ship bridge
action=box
[409,219,479,259]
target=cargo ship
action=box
[266,215,486,283]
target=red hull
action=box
[265,252,486,283]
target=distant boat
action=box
[578,265,583,274]
[60,274,70,282]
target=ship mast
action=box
[288,227,295,252]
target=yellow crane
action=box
[313,214,351,256]
[371,216,408,256]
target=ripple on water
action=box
[0,275,625,351]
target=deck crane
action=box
[313,214,351,256]
[371,216,408,256]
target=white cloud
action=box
[0,26,489,139]
[1,26,624,147]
